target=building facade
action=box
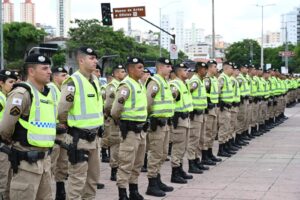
[3,0,14,23]
[20,0,35,25]
[57,0,71,37]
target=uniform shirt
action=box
[0,84,50,151]
[57,72,100,149]
[104,81,118,116]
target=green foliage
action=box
[225,39,261,66]
[67,19,183,65]
[6,59,24,70]
[3,22,47,65]
[52,52,66,67]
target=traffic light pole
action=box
[139,17,176,44]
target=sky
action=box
[12,0,300,43]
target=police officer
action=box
[235,64,251,146]
[104,64,126,181]
[0,54,55,200]
[169,63,193,184]
[58,47,104,199]
[111,57,147,200]
[0,70,17,200]
[48,66,69,200]
[202,60,222,164]
[229,64,242,150]
[217,61,236,157]
[145,57,174,197]
[188,62,210,173]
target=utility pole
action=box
[256,4,275,69]
[249,42,253,63]
[212,0,215,59]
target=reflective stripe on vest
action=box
[150,74,174,118]
[0,91,6,121]
[120,76,147,121]
[47,82,61,120]
[170,78,193,112]
[67,71,104,129]
[190,74,207,110]
[231,77,240,103]
[219,73,234,103]
[18,82,56,147]
[237,74,250,96]
[208,76,219,104]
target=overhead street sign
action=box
[278,51,295,57]
[113,6,146,19]
[170,44,178,60]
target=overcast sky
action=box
[13,0,300,43]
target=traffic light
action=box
[101,3,112,26]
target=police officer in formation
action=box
[0,45,299,200]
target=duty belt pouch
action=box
[132,123,144,133]
[190,112,195,121]
[9,148,20,174]
[120,121,128,140]
[150,117,158,132]
[172,113,180,129]
[97,126,104,138]
[56,126,67,135]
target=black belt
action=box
[69,127,98,142]
[192,110,204,115]
[11,148,48,164]
[174,112,189,119]
[120,120,146,133]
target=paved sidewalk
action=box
[93,104,300,200]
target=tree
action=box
[225,39,261,66]
[3,22,47,66]
[67,19,182,66]
[52,52,66,67]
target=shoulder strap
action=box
[12,83,33,101]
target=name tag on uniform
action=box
[40,99,49,104]
[183,91,187,94]
[137,91,141,93]
[87,94,95,97]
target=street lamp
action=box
[256,3,275,69]
[159,1,180,57]
[212,0,215,59]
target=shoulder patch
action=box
[10,106,20,116]
[151,92,156,98]
[66,94,74,102]
[12,98,22,106]
[67,86,75,92]
[120,90,128,96]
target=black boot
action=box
[224,142,236,155]
[179,163,193,179]
[101,147,110,163]
[111,167,118,181]
[236,135,248,146]
[217,144,231,157]
[141,153,147,172]
[231,138,242,149]
[188,160,203,174]
[157,173,173,192]
[146,178,166,197]
[195,158,209,170]
[168,142,172,156]
[55,182,66,200]
[228,139,239,151]
[208,148,222,162]
[129,184,144,200]
[251,126,261,137]
[119,187,129,200]
[241,131,251,140]
[201,150,216,165]
[171,167,187,184]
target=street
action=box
[93,104,300,200]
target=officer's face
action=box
[115,69,127,80]
[30,64,52,85]
[240,67,248,74]
[81,55,98,72]
[209,64,217,75]
[54,72,68,86]
[1,78,16,94]
[92,69,101,78]
[227,66,233,76]
[179,68,188,80]
[234,69,239,76]
[161,64,172,77]
[132,63,144,79]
